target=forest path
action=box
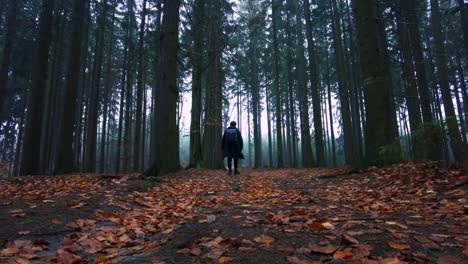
[0,162,466,263]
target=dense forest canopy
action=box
[0,0,467,176]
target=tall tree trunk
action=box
[133,0,147,172]
[85,0,108,172]
[430,0,467,163]
[293,0,314,167]
[0,0,17,120]
[458,0,468,58]
[286,6,297,167]
[331,0,354,166]
[304,0,325,166]
[123,0,136,173]
[99,5,116,173]
[396,0,422,133]
[55,0,87,174]
[271,0,283,167]
[325,50,336,166]
[189,0,205,168]
[202,0,224,169]
[352,0,394,165]
[146,0,181,176]
[248,0,262,168]
[20,0,54,175]
[456,55,468,127]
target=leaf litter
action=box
[0,161,466,263]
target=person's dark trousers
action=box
[227,157,238,173]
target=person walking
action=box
[221,121,244,175]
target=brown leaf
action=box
[238,247,256,252]
[0,247,19,256]
[67,202,88,209]
[380,257,408,264]
[218,256,233,263]
[253,234,275,247]
[309,244,338,254]
[190,247,202,256]
[341,234,359,245]
[333,250,354,261]
[176,248,190,254]
[15,258,35,264]
[51,219,63,225]
[56,249,82,264]
[437,255,462,264]
[287,256,312,264]
[388,241,410,250]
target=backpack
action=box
[226,128,238,143]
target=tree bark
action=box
[202,0,224,169]
[352,0,395,165]
[430,0,467,163]
[272,0,283,167]
[331,0,354,166]
[304,0,325,166]
[20,0,54,175]
[293,0,314,167]
[133,0,147,172]
[84,0,109,172]
[146,0,181,176]
[55,0,87,174]
[0,0,17,121]
[189,0,205,168]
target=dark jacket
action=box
[221,126,244,159]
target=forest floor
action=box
[0,161,466,264]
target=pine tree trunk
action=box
[133,0,147,172]
[85,0,108,172]
[0,0,17,120]
[20,0,54,175]
[352,0,394,165]
[325,50,336,166]
[99,5,116,173]
[304,0,325,166]
[202,0,224,170]
[458,0,468,58]
[55,0,87,174]
[248,0,262,168]
[146,0,181,176]
[430,0,467,163]
[123,0,135,173]
[331,0,354,166]
[271,0,283,167]
[189,0,205,168]
[293,0,314,167]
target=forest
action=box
[0,0,466,177]
[0,0,467,263]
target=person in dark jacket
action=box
[222,121,244,175]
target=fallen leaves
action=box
[388,241,411,250]
[0,162,465,264]
[253,234,275,248]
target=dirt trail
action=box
[0,162,466,263]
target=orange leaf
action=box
[218,256,233,263]
[253,234,275,247]
[51,219,63,225]
[388,241,410,250]
[333,250,354,261]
